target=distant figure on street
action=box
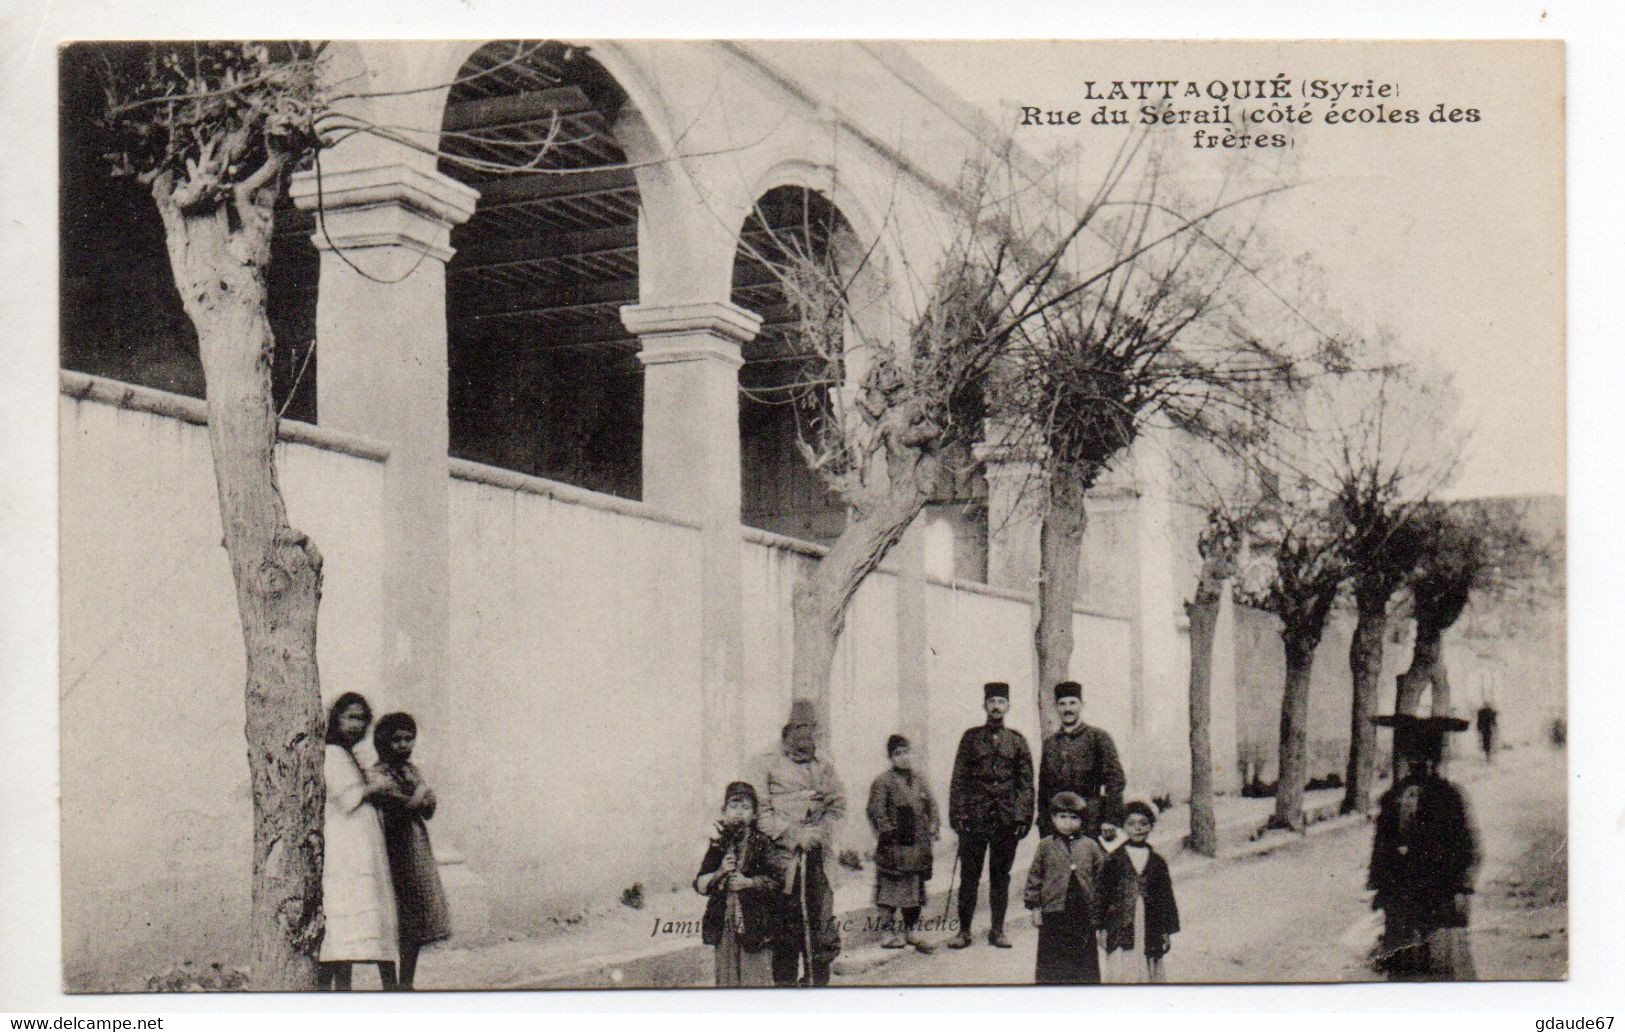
[946,681,1034,950]
[748,698,847,986]
[694,781,789,988]
[1367,714,1482,981]
[867,734,939,953]
[1475,702,1499,762]
[370,712,451,990]
[1099,800,1179,984]
[318,692,399,991]
[1023,791,1106,984]
[1039,681,1126,839]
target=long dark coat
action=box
[1100,845,1180,955]
[1368,773,1481,929]
[948,723,1035,838]
[866,768,940,878]
[695,825,790,952]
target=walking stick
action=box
[796,848,816,987]
[940,847,960,926]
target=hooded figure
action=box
[1367,714,1482,980]
[746,698,847,986]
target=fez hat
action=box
[1050,791,1087,815]
[886,733,910,756]
[1372,713,1470,762]
[983,681,1011,701]
[1054,680,1083,702]
[786,698,818,729]
[722,780,759,810]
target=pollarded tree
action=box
[1236,467,1349,832]
[994,163,1300,735]
[95,41,330,988]
[1328,360,1460,813]
[756,144,1253,724]
[1393,497,1551,723]
[1167,430,1273,856]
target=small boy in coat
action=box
[694,781,790,987]
[1023,791,1107,984]
[867,733,939,952]
[1099,800,1179,983]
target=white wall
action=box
[60,393,387,989]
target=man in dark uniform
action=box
[1475,702,1499,762]
[946,681,1034,949]
[1367,714,1481,981]
[1038,681,1126,838]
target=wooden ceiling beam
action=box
[442,85,597,133]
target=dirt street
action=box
[846,745,1566,986]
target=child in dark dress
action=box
[1100,800,1179,983]
[694,781,790,987]
[371,712,452,990]
[1023,791,1107,984]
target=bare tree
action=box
[1236,468,1348,832]
[986,152,1299,734]
[1394,498,1551,724]
[95,41,330,988]
[1168,433,1271,856]
[1329,361,1459,813]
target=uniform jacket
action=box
[747,742,847,869]
[1099,844,1180,954]
[1038,723,1125,835]
[694,824,790,951]
[866,767,939,878]
[948,722,1035,838]
[1023,833,1107,918]
[1367,773,1481,928]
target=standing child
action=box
[1100,800,1179,983]
[866,734,940,952]
[694,781,789,988]
[1023,791,1107,984]
[371,712,452,990]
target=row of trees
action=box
[92,42,1550,986]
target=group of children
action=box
[318,693,451,991]
[695,731,1179,987]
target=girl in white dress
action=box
[317,693,400,991]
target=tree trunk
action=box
[1034,467,1090,737]
[1394,618,1443,716]
[791,453,934,731]
[1271,633,1316,831]
[154,182,325,990]
[1342,595,1387,814]
[1184,586,1223,856]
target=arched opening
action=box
[731,185,872,544]
[438,41,644,498]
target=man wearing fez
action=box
[946,682,1035,949]
[748,698,847,986]
[1367,714,1482,981]
[1039,680,1126,838]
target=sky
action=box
[899,41,1565,501]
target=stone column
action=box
[621,300,760,802]
[291,161,485,933]
[290,163,478,744]
[894,516,930,770]
[974,418,1045,595]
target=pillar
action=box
[290,163,477,745]
[621,300,760,803]
[974,418,1044,594]
[894,516,930,770]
